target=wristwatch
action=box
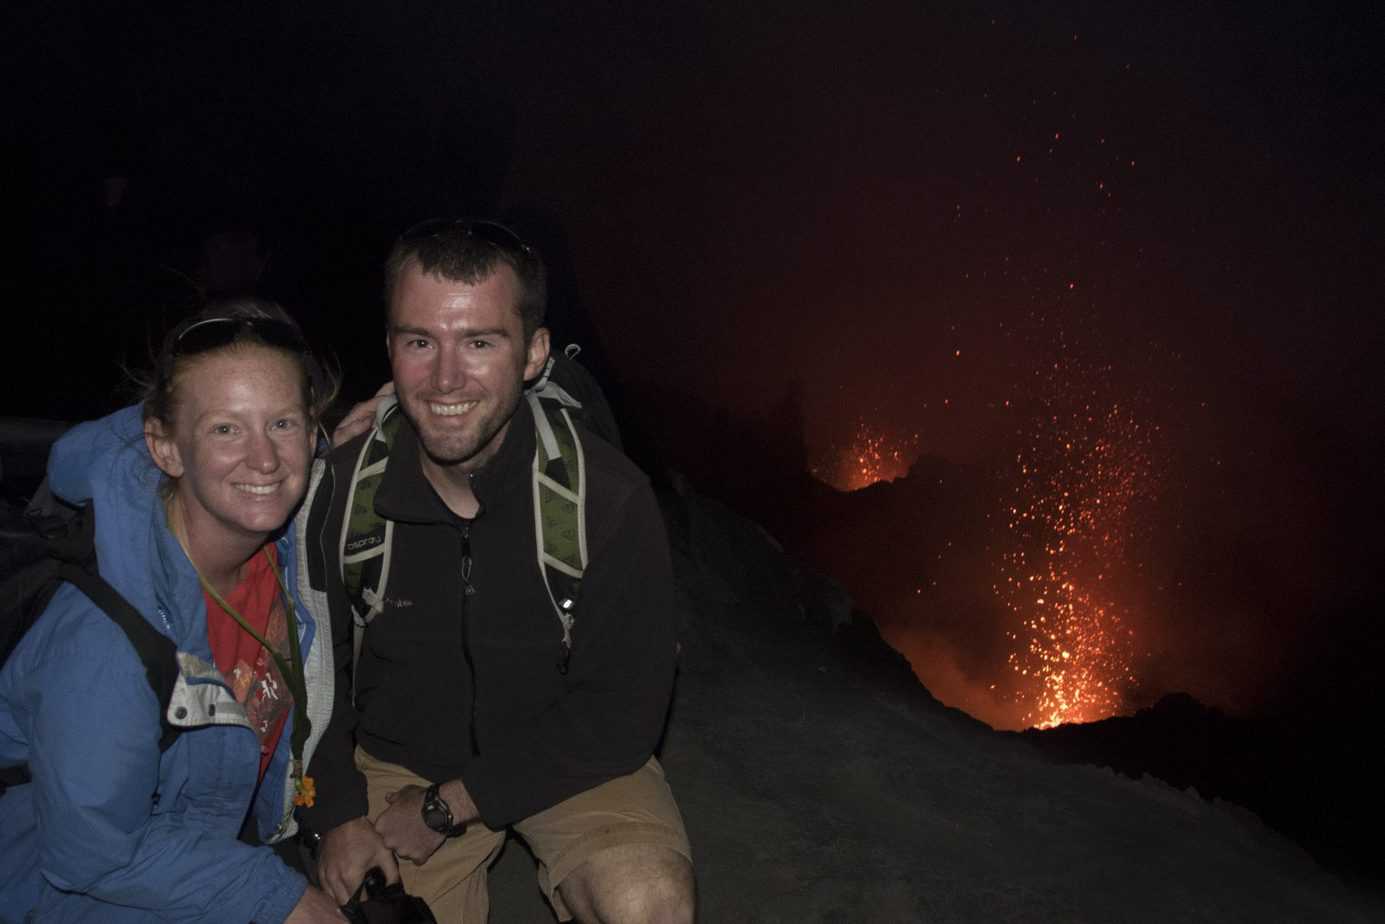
[421,782,467,837]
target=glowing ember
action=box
[996,362,1156,728]
[815,419,920,491]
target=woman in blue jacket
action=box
[0,301,344,922]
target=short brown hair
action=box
[383,219,547,340]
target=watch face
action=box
[422,788,452,833]
[423,806,449,831]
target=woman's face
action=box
[146,345,312,548]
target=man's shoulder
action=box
[305,436,359,521]
[324,425,374,466]
[318,416,423,496]
[572,422,651,499]
[567,425,667,561]
[305,425,401,540]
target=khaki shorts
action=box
[358,747,691,922]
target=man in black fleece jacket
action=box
[299,220,694,923]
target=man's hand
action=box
[372,783,460,865]
[284,884,348,922]
[316,817,400,905]
[330,382,396,447]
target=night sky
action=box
[11,2,1383,729]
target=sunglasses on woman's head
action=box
[173,317,308,357]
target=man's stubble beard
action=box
[407,389,523,474]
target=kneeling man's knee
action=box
[562,844,694,924]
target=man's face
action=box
[387,262,549,476]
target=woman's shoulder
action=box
[47,406,151,504]
[2,584,166,756]
[7,583,153,685]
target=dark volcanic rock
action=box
[1019,691,1383,896]
[485,488,1381,922]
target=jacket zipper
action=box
[459,522,480,756]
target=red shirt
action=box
[204,548,293,781]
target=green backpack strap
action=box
[526,390,587,673]
[340,386,590,675]
[339,396,404,649]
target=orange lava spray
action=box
[997,357,1156,727]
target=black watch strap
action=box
[421,782,467,837]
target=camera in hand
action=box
[339,867,436,924]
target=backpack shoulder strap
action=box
[334,390,590,675]
[339,397,404,635]
[57,560,182,750]
[527,353,586,411]
[24,502,181,751]
[527,391,588,673]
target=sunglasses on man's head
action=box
[398,218,533,257]
[173,316,308,357]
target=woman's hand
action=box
[330,382,395,447]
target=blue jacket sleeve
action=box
[15,592,307,923]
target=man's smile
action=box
[428,400,479,417]
[233,481,285,496]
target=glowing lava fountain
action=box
[997,390,1157,729]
